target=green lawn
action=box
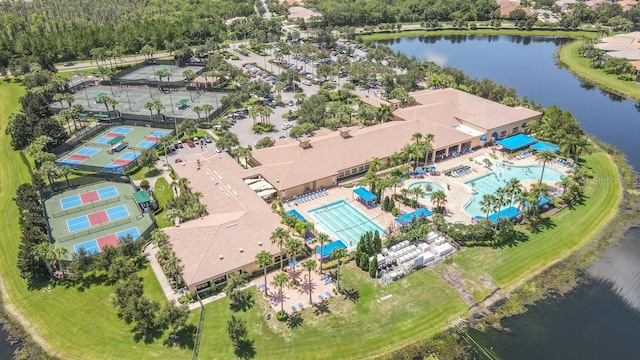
[558,40,640,102]
[0,82,191,359]
[454,152,621,289]
[198,266,467,359]
[153,177,173,228]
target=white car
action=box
[281,123,293,130]
[288,99,294,106]
[302,80,312,86]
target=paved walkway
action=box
[143,243,186,304]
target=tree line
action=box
[0,0,259,73]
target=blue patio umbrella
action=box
[492,132,499,138]
[416,168,425,174]
[480,135,487,141]
[428,165,436,171]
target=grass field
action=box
[153,177,173,228]
[454,152,621,289]
[558,40,640,102]
[0,81,191,359]
[0,79,624,359]
[197,266,467,359]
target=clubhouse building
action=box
[246,88,541,200]
[165,88,541,295]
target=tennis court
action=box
[66,204,130,232]
[137,130,169,148]
[95,127,134,143]
[58,148,100,167]
[102,152,140,173]
[50,85,225,120]
[44,181,156,260]
[73,227,141,254]
[59,185,119,210]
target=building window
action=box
[500,130,507,137]
[351,168,357,174]
[364,164,369,171]
[358,166,364,172]
[338,171,344,177]
[512,127,518,134]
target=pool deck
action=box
[287,149,570,229]
[251,262,337,314]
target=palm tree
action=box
[411,185,426,203]
[301,259,317,305]
[255,250,274,297]
[193,106,203,122]
[376,104,393,123]
[316,232,329,272]
[284,238,304,267]
[422,133,435,167]
[430,189,447,210]
[270,200,284,216]
[39,161,60,191]
[535,149,557,184]
[144,101,155,120]
[411,132,423,146]
[493,187,507,230]
[201,104,214,120]
[271,271,289,315]
[249,105,260,125]
[183,69,197,100]
[504,178,522,220]
[58,165,73,188]
[150,229,169,246]
[367,157,383,172]
[479,194,496,226]
[270,227,290,269]
[331,248,348,293]
[402,143,420,170]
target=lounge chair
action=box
[298,302,304,309]
[318,294,324,301]
[324,278,332,285]
[291,305,297,312]
[325,291,331,298]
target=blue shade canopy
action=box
[480,135,487,141]
[395,208,433,225]
[497,133,538,151]
[487,206,523,223]
[530,141,559,152]
[353,187,377,202]
[316,240,347,257]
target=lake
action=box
[380,35,640,359]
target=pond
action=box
[379,34,640,359]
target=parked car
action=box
[288,99,294,107]
[302,80,312,86]
[64,62,74,67]
[186,139,195,148]
[203,135,212,143]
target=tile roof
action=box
[250,88,540,191]
[164,152,282,286]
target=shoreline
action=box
[0,32,635,358]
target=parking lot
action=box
[223,40,376,148]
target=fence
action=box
[192,291,205,360]
[58,217,132,243]
[51,195,122,218]
[39,173,133,200]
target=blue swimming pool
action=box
[464,164,564,217]
[407,181,447,201]
[308,200,384,247]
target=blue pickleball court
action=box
[106,205,129,221]
[96,186,119,199]
[73,240,100,254]
[67,215,91,232]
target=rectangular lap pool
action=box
[308,200,384,247]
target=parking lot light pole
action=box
[125,88,132,111]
